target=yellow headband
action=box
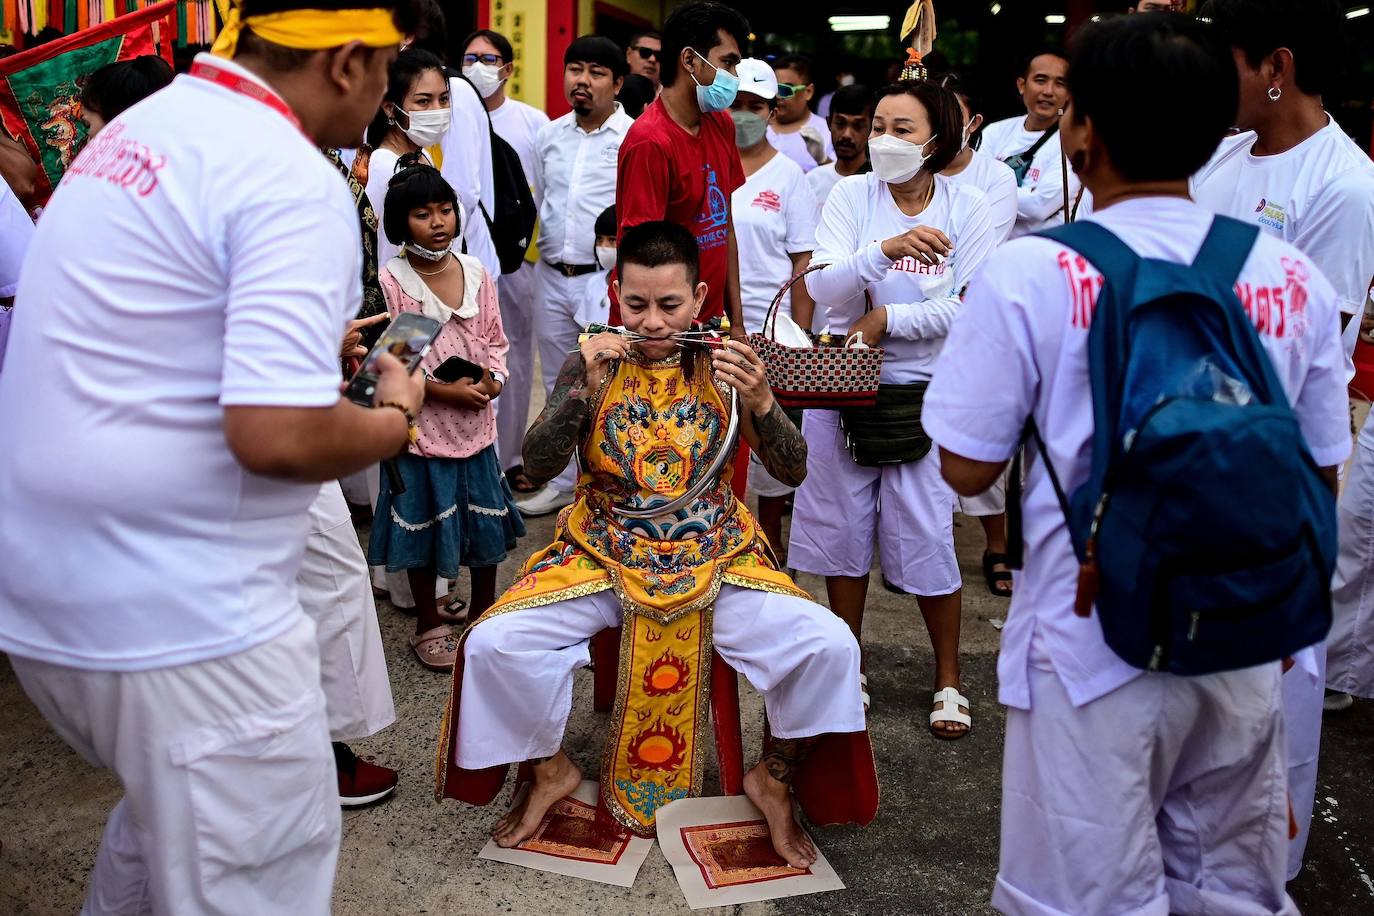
[211,7,404,59]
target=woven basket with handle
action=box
[748,265,884,410]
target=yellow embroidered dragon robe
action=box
[436,352,807,836]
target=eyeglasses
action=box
[462,53,504,66]
[776,82,809,100]
[630,45,660,61]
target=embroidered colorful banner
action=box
[0,0,173,202]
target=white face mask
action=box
[463,62,504,99]
[595,245,617,271]
[399,107,451,148]
[868,133,939,184]
[405,240,451,261]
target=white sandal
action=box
[860,673,870,714]
[929,687,971,740]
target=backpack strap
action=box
[1191,215,1260,286]
[1036,221,1140,501]
[1007,417,1076,569]
[1190,215,1288,407]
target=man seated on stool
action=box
[435,221,871,868]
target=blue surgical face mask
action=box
[689,48,739,113]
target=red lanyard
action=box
[189,60,303,133]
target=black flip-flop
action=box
[982,551,1014,598]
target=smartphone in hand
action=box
[344,312,442,406]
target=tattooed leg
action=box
[751,402,809,489]
[743,737,822,869]
[491,749,582,847]
[521,353,593,487]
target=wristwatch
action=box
[490,370,507,386]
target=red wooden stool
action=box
[590,627,745,795]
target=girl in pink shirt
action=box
[368,162,524,670]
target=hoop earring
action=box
[1268,86,1282,102]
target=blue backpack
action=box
[1012,216,1337,676]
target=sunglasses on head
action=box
[462,53,504,66]
[776,82,808,100]
[631,45,660,61]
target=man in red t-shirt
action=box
[613,1,749,337]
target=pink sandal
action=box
[410,625,458,671]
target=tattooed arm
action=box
[749,402,809,489]
[522,332,629,486]
[521,354,594,487]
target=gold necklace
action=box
[411,256,451,277]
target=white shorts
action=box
[788,409,960,596]
[994,666,1295,916]
[455,584,864,770]
[958,467,1007,517]
[11,616,339,916]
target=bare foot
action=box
[743,762,817,870]
[491,751,582,848]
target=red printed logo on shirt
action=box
[1062,248,1307,342]
[751,190,781,213]
[65,123,166,197]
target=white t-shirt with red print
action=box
[924,196,1351,711]
[731,152,820,333]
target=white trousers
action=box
[1282,643,1325,881]
[365,462,449,606]
[1328,436,1374,697]
[300,482,396,742]
[454,584,864,770]
[533,261,588,495]
[11,617,339,916]
[494,261,538,472]
[789,409,961,596]
[994,666,1294,916]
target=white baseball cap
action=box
[735,58,778,101]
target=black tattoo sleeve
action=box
[761,736,820,785]
[522,353,593,487]
[752,402,808,489]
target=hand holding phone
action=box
[345,313,442,406]
[373,352,426,418]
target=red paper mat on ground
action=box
[0,0,175,204]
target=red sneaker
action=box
[333,742,398,807]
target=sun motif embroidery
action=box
[642,650,692,696]
[625,718,689,771]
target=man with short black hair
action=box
[807,82,872,205]
[614,1,750,334]
[626,28,662,87]
[979,48,1079,238]
[1195,0,1374,881]
[516,34,631,518]
[926,13,1347,913]
[0,0,427,910]
[439,218,869,871]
